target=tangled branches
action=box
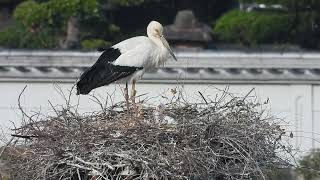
[3,88,292,180]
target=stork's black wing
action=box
[96,47,121,63]
[76,48,143,95]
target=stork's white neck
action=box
[148,36,164,48]
[146,35,169,68]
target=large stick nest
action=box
[3,88,292,180]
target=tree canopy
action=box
[1,0,115,49]
[212,0,320,48]
[240,0,320,10]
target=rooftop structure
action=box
[0,50,320,84]
[164,10,212,49]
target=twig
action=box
[242,88,255,101]
[198,91,208,104]
[17,85,31,120]
[11,134,37,139]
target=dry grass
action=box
[1,86,293,180]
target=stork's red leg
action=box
[131,79,137,105]
[124,83,130,114]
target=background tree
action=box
[214,10,294,46]
[0,0,119,49]
[238,0,320,48]
[14,0,102,49]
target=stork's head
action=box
[147,21,163,38]
[147,21,177,61]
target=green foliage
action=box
[7,0,109,49]
[0,24,21,48]
[108,0,163,7]
[81,39,111,50]
[297,149,320,180]
[14,0,99,27]
[0,23,57,49]
[109,0,145,6]
[237,0,320,49]
[13,1,47,27]
[214,10,294,45]
[239,0,320,10]
[239,0,293,6]
[46,0,98,18]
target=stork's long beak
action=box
[160,35,178,61]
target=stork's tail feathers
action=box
[76,65,101,95]
[76,65,105,95]
[76,80,91,95]
[77,47,123,95]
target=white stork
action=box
[76,21,177,105]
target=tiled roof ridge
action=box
[0,50,320,83]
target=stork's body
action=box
[76,21,177,100]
